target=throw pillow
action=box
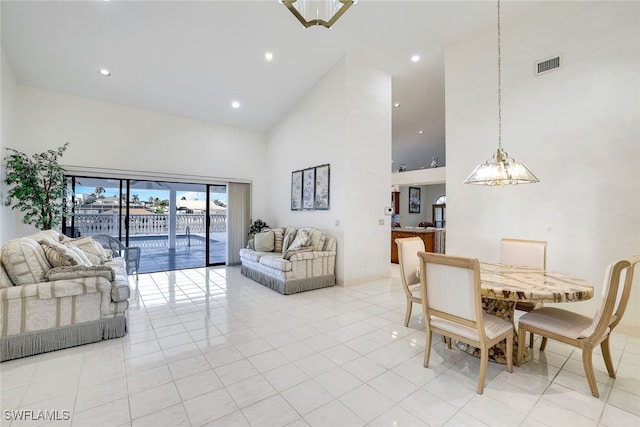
[282,227,298,254]
[1,238,51,285]
[298,227,326,251]
[271,228,285,253]
[282,233,293,255]
[284,246,313,260]
[284,230,313,259]
[64,237,108,263]
[66,244,99,266]
[254,230,275,252]
[39,238,84,267]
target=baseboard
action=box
[616,322,640,338]
[337,271,391,287]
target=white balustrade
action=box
[71,213,227,237]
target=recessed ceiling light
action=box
[411,54,420,62]
[99,68,111,77]
[231,101,240,109]
[264,52,274,61]
[418,130,424,134]
[393,103,400,108]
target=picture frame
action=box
[302,167,315,210]
[409,186,421,213]
[314,164,330,210]
[291,170,302,210]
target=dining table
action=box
[459,262,594,364]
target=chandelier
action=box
[282,0,356,29]
[464,0,539,186]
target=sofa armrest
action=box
[37,276,111,300]
[289,251,336,262]
[0,283,39,301]
[46,265,115,282]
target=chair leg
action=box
[404,299,412,327]
[506,335,513,373]
[477,346,488,394]
[423,330,432,368]
[540,337,548,351]
[516,326,527,366]
[446,337,452,349]
[582,349,600,398]
[601,335,616,379]
[529,332,535,348]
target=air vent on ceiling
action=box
[535,55,561,76]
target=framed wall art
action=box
[409,186,421,213]
[291,170,302,210]
[302,167,315,210]
[314,164,330,210]
[291,164,331,211]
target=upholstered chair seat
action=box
[517,256,639,398]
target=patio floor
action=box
[130,234,226,274]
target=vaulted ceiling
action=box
[1,0,536,171]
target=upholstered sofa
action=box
[0,230,130,361]
[240,227,336,295]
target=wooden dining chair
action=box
[500,238,547,347]
[517,255,639,398]
[419,252,513,394]
[396,237,425,327]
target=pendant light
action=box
[464,0,539,186]
[281,0,355,29]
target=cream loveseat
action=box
[0,230,130,361]
[240,227,336,295]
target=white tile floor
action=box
[1,265,639,427]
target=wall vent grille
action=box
[536,56,561,76]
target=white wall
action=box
[446,2,640,334]
[0,49,30,241]
[2,86,269,243]
[267,56,392,286]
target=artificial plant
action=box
[3,143,69,230]
[248,219,269,235]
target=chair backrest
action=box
[610,255,640,329]
[419,252,483,335]
[500,238,547,269]
[92,234,126,256]
[396,237,425,296]
[580,257,635,339]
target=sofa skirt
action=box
[0,316,127,362]
[241,265,335,295]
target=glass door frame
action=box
[205,183,226,267]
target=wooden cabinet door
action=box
[391,231,434,263]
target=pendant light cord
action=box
[497,0,502,151]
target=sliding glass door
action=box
[207,185,227,265]
[64,177,126,241]
[64,176,230,272]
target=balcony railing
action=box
[71,213,227,237]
